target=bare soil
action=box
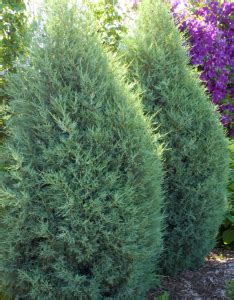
[148,249,234,300]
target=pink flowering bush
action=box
[171,0,233,136]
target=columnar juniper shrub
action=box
[123,0,229,275]
[170,0,234,247]
[0,1,163,298]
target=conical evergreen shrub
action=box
[123,0,229,275]
[0,1,163,298]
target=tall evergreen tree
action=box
[0,1,163,298]
[123,0,229,275]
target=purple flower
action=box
[170,0,233,136]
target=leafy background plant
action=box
[154,291,169,300]
[1,0,27,72]
[89,0,127,50]
[225,280,234,299]
[0,0,27,174]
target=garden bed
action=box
[148,249,234,299]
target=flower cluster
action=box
[171,0,233,136]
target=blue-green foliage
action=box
[123,0,229,275]
[0,1,163,298]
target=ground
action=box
[148,249,234,300]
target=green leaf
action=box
[154,291,169,300]
[223,228,234,244]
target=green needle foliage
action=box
[123,0,229,275]
[0,0,163,298]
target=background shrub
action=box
[1,0,27,74]
[89,0,127,51]
[0,0,27,175]
[0,0,163,298]
[123,0,229,275]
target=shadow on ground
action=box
[148,249,234,300]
